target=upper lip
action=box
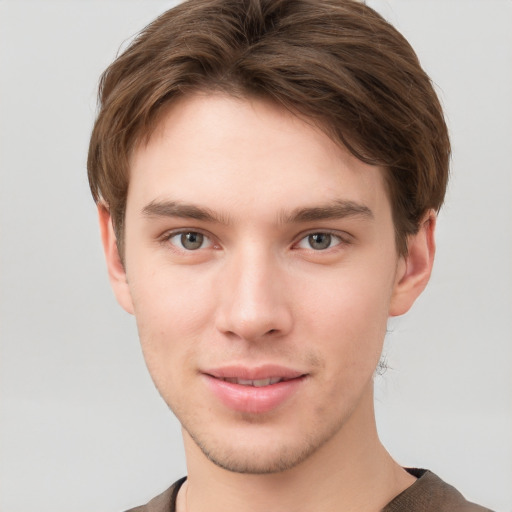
[203,364,306,381]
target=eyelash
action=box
[293,230,351,251]
[160,228,351,254]
[161,230,216,251]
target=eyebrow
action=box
[141,199,373,225]
[280,200,374,224]
[142,200,230,224]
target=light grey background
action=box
[1,1,511,511]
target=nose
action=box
[215,248,293,342]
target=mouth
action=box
[203,366,307,414]
[216,376,294,387]
[204,365,306,385]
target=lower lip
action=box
[204,375,306,414]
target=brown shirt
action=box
[382,469,493,512]
[126,469,493,512]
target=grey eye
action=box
[308,233,332,250]
[177,232,205,250]
[167,231,214,252]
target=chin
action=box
[195,437,313,474]
[184,419,339,475]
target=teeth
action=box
[253,379,272,387]
[222,377,283,386]
[237,378,258,386]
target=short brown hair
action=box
[88,0,450,256]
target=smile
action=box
[203,367,307,414]
[219,377,287,387]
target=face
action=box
[102,93,432,474]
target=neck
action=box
[178,385,415,512]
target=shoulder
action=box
[123,471,493,512]
[124,477,186,512]
[383,469,493,512]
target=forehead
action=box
[127,93,391,222]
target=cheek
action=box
[129,261,216,330]
[306,268,393,336]
[126,266,216,380]
[301,265,394,376]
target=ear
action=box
[98,205,134,315]
[389,210,436,317]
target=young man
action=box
[87,1,492,510]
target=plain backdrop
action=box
[1,1,511,511]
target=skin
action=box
[100,93,435,512]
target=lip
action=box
[205,364,305,381]
[202,365,307,414]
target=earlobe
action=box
[98,205,135,315]
[389,210,436,317]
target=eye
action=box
[168,231,212,251]
[296,232,342,251]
